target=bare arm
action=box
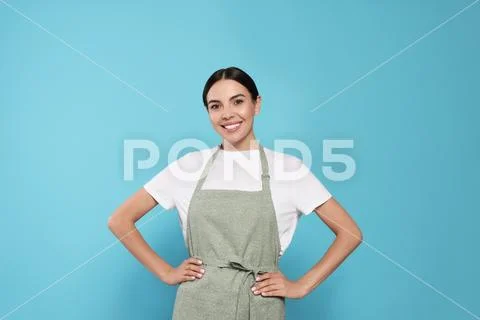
[297,197,363,296]
[107,188,174,282]
[107,188,204,285]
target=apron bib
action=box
[172,143,285,320]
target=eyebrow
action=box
[207,93,245,105]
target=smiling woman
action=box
[108,66,363,320]
[202,67,262,151]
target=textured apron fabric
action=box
[172,144,285,320]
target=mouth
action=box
[220,121,243,133]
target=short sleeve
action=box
[143,161,178,211]
[291,161,332,215]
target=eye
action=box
[234,99,243,105]
[209,104,219,110]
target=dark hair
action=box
[202,66,259,110]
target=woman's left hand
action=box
[251,271,307,299]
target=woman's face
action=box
[206,79,261,148]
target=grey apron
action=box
[172,143,285,320]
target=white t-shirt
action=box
[143,145,332,257]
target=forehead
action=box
[206,79,249,101]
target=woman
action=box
[108,66,363,319]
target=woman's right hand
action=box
[162,257,205,286]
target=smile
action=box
[221,121,243,133]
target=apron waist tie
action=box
[194,256,277,320]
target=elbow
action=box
[107,215,117,231]
[356,229,363,243]
[107,212,124,232]
[107,211,135,236]
[338,227,363,246]
[352,228,363,246]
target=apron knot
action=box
[219,258,273,282]
[203,256,277,320]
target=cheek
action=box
[208,113,219,124]
[239,106,255,120]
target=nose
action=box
[221,110,234,120]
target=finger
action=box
[185,270,203,279]
[186,264,206,274]
[254,283,282,294]
[260,289,284,297]
[255,272,271,281]
[187,257,203,265]
[183,275,197,282]
[253,278,274,290]
[257,272,280,282]
[261,283,283,292]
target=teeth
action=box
[224,123,241,129]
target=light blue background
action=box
[1,1,479,319]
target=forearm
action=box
[298,231,362,296]
[108,218,173,282]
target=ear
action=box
[254,96,262,115]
